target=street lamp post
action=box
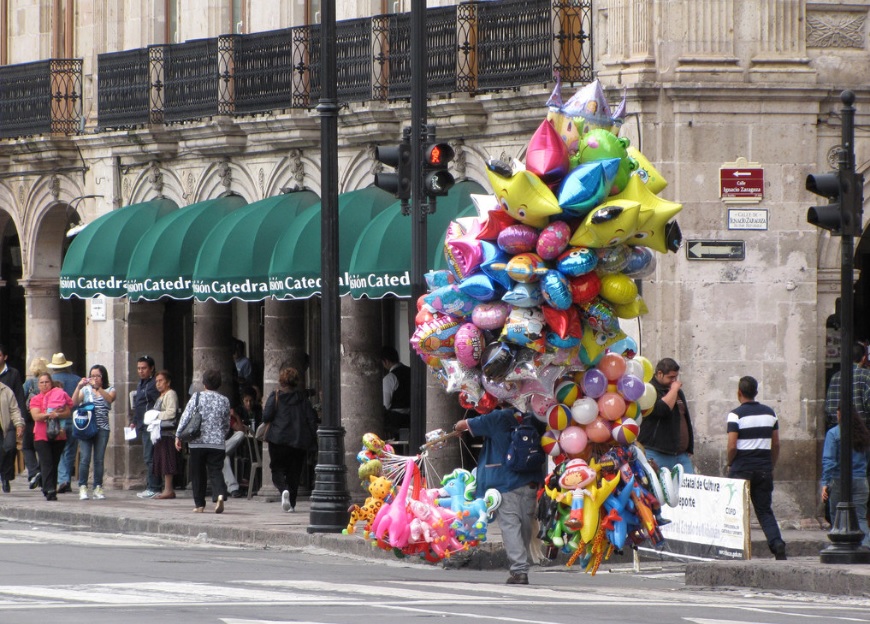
[308,0,351,533]
[819,90,870,563]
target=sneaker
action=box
[281,490,292,512]
[215,495,225,514]
[136,489,158,499]
[93,486,105,500]
[78,485,89,500]
[506,572,529,585]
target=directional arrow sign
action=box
[686,240,745,261]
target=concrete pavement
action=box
[0,474,868,596]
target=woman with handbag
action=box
[71,365,115,501]
[262,366,319,513]
[174,369,230,513]
[29,373,72,501]
[152,370,179,500]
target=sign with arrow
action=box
[686,240,745,261]
[719,157,763,203]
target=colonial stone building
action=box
[0,0,865,522]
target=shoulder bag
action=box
[46,415,61,440]
[255,390,278,442]
[176,393,202,442]
[72,405,98,440]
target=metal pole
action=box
[308,0,350,533]
[820,89,870,563]
[408,0,427,452]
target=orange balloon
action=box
[599,352,627,381]
[585,417,612,443]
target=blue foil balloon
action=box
[457,273,499,302]
[480,241,513,290]
[540,270,572,310]
[557,246,598,277]
[557,158,621,218]
[502,282,543,308]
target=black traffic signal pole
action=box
[820,90,870,563]
[308,0,351,534]
[408,0,428,452]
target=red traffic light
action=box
[424,143,454,167]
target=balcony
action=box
[0,59,82,138]
[94,0,592,131]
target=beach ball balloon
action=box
[541,429,562,456]
[617,374,645,402]
[612,417,639,445]
[638,382,657,410]
[585,417,613,444]
[598,352,626,381]
[598,392,626,421]
[582,368,607,398]
[570,397,599,425]
[547,403,572,431]
[555,380,580,407]
[624,357,644,380]
[623,401,639,420]
[559,426,588,455]
[635,355,654,382]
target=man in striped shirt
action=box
[726,375,787,560]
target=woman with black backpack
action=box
[262,366,318,513]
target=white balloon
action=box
[637,382,657,410]
[570,397,599,425]
[624,358,644,380]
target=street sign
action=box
[728,208,768,231]
[720,158,764,203]
[686,240,745,261]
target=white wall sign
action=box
[90,295,106,321]
[728,208,768,231]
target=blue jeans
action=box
[77,428,110,488]
[139,425,161,490]
[644,448,695,475]
[57,420,78,485]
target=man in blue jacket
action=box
[454,408,543,585]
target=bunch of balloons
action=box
[411,77,682,419]
[344,436,502,563]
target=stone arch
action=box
[193,159,257,203]
[459,142,497,191]
[22,175,84,281]
[265,152,323,197]
[128,164,186,206]
[341,146,377,192]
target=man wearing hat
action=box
[47,353,81,494]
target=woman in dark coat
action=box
[262,366,318,513]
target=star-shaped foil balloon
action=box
[486,161,562,229]
[608,175,682,254]
[526,119,571,187]
[568,199,641,248]
[471,193,517,241]
[557,158,621,218]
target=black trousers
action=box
[188,447,227,509]
[34,439,66,496]
[269,442,307,507]
[0,427,16,482]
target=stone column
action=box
[339,296,382,499]
[20,278,62,365]
[192,301,234,399]
[598,0,657,82]
[425,377,466,486]
[258,298,307,501]
[674,0,741,79]
[750,0,812,80]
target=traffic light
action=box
[807,170,864,236]
[422,141,455,197]
[373,140,411,201]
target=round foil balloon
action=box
[454,323,484,368]
[559,425,588,455]
[585,416,613,444]
[547,403,572,431]
[557,247,598,277]
[480,375,522,402]
[597,392,626,421]
[498,224,539,255]
[530,393,558,421]
[472,301,512,330]
[569,272,601,305]
[480,341,516,381]
[540,270,572,310]
[570,396,599,425]
[595,245,632,275]
[598,353,627,381]
[612,417,639,445]
[536,220,571,260]
[582,368,608,398]
[599,273,639,306]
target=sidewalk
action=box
[1,475,869,596]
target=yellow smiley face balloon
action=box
[627,146,668,195]
[486,165,563,229]
[609,175,682,254]
[568,199,640,248]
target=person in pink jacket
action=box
[29,373,72,501]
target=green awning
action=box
[59,198,179,299]
[126,195,247,302]
[268,186,397,300]
[347,180,486,299]
[192,190,320,303]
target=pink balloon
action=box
[536,220,572,260]
[498,224,539,255]
[597,392,626,421]
[454,323,484,368]
[559,425,588,455]
[598,352,627,381]
[585,416,612,443]
[530,393,557,422]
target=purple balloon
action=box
[616,373,645,402]
[582,368,607,399]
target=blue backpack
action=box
[504,414,545,473]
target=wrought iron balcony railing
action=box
[95,0,592,130]
[0,58,82,138]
